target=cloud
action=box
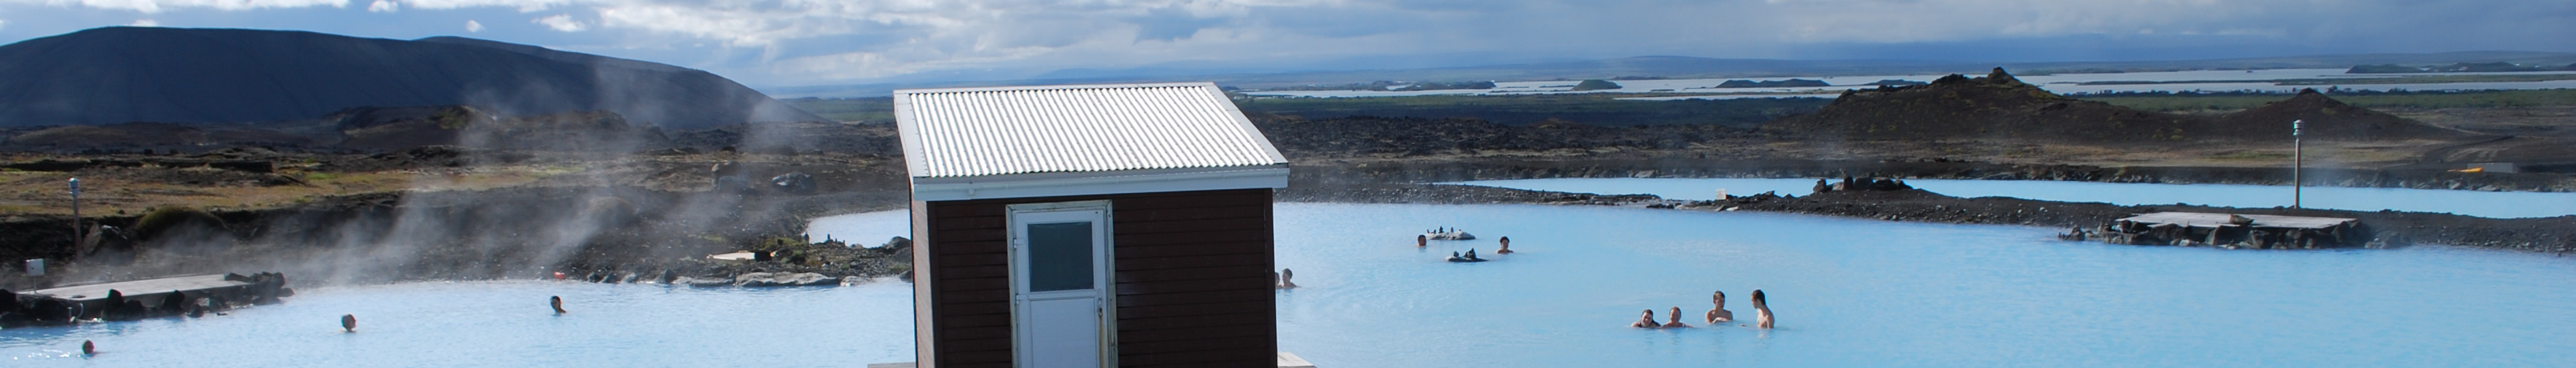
[27,0,348,13]
[1,0,2567,85]
[533,13,582,32]
[397,0,585,13]
[464,19,482,32]
[128,19,159,27]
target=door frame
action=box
[1006,200,1116,368]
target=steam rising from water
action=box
[62,83,842,287]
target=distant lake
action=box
[1456,178,2576,219]
[1245,69,2576,98]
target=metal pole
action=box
[2292,120,2303,209]
[69,178,82,254]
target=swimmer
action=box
[1752,289,1773,329]
[552,296,567,314]
[1496,236,1514,254]
[1416,234,1427,248]
[342,314,356,332]
[1663,307,1692,327]
[82,340,94,355]
[1276,269,1299,289]
[1446,250,1487,262]
[1629,309,1661,328]
[1704,291,1734,323]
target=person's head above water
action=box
[1713,291,1727,307]
[341,314,356,332]
[552,295,567,314]
[1631,308,1662,327]
[1752,289,1766,306]
[1417,234,1427,247]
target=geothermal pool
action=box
[1458,178,2576,218]
[11,203,2575,367]
[1,279,917,366]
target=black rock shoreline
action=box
[1281,181,2574,253]
[3,164,2569,290]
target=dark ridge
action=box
[1764,68,2488,144]
[0,27,824,130]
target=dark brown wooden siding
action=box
[918,188,1276,368]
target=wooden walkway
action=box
[865,351,1318,367]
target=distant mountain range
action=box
[766,51,2576,98]
[0,27,824,129]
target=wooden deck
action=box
[2116,212,2358,229]
[2100,212,2372,249]
[866,351,1319,368]
[27,274,251,302]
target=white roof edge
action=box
[891,92,931,178]
[1196,84,1291,164]
[893,82,1221,95]
[909,164,1287,202]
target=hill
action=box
[1765,68,2484,144]
[0,27,824,129]
[2210,90,2483,141]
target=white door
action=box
[1011,206,1112,368]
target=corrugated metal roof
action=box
[894,83,1287,179]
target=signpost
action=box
[2292,120,2303,209]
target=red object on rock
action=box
[552,272,566,279]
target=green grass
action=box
[2076,74,2576,86]
[2082,89,2576,112]
[786,92,1834,126]
[2207,150,2291,161]
[1232,93,1831,126]
[783,97,896,122]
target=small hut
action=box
[893,83,1289,368]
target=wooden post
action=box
[2292,119,2303,209]
[69,178,81,256]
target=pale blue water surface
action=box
[2,279,917,367]
[1458,178,2576,218]
[11,203,2575,367]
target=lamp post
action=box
[2291,120,2303,209]
[69,178,82,252]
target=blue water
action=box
[13,204,2576,367]
[2,279,917,367]
[1458,178,2576,218]
[805,210,910,248]
[1271,204,2576,367]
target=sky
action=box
[0,0,2569,89]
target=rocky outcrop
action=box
[732,272,838,287]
